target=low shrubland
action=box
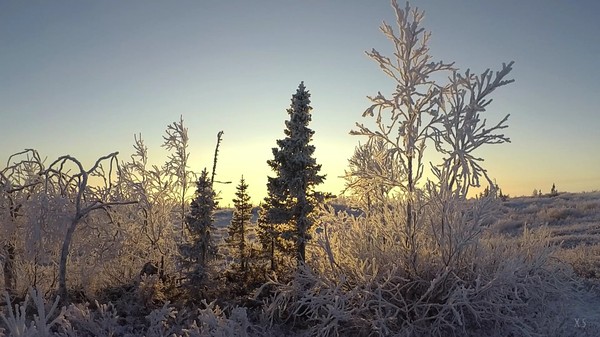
[3,192,600,336]
[260,193,582,337]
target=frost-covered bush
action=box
[261,196,577,337]
[180,301,255,337]
[58,301,122,337]
[136,274,168,308]
[541,206,584,224]
[557,244,600,279]
[1,292,261,337]
[257,1,576,335]
[0,288,66,337]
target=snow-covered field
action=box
[491,192,600,336]
[492,192,600,246]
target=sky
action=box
[1,0,599,204]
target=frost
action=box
[0,288,66,337]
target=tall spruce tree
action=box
[261,81,327,266]
[179,168,217,284]
[227,176,252,272]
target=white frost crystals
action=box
[275,1,582,336]
[351,0,514,199]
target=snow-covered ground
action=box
[487,192,600,336]
[491,192,600,246]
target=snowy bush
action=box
[179,301,254,337]
[58,301,122,337]
[256,1,584,335]
[260,196,578,336]
[557,244,600,279]
[258,1,573,334]
[1,293,261,337]
[0,288,66,337]
[136,274,168,308]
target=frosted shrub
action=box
[1,292,32,337]
[0,295,259,337]
[557,244,600,279]
[261,193,577,337]
[143,301,257,337]
[59,301,122,337]
[145,302,179,337]
[182,300,253,337]
[0,288,66,337]
[257,1,571,335]
[137,274,168,308]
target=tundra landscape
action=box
[1,1,599,336]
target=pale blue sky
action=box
[1,0,599,203]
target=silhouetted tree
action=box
[550,183,558,196]
[261,82,327,267]
[43,152,136,303]
[350,0,513,273]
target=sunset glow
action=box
[2,0,599,203]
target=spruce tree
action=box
[227,176,252,273]
[180,168,216,284]
[550,183,558,196]
[257,200,293,271]
[261,81,327,266]
[256,204,275,271]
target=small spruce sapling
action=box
[227,176,252,274]
[179,169,217,286]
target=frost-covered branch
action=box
[432,61,514,194]
[162,116,193,238]
[352,0,513,201]
[41,152,136,303]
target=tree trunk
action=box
[297,239,306,265]
[3,243,15,295]
[406,155,418,273]
[270,236,275,271]
[240,220,246,272]
[58,218,79,303]
[406,156,414,234]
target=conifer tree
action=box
[257,200,293,271]
[179,168,216,283]
[261,82,327,267]
[550,183,558,196]
[227,176,252,272]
